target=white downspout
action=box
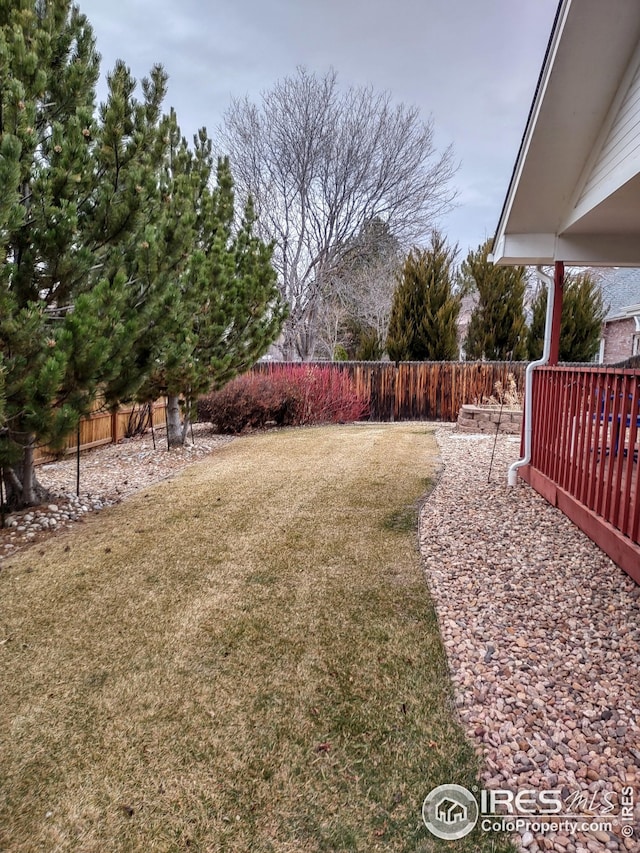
[507,265,555,486]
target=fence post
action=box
[76,424,81,496]
[392,363,399,422]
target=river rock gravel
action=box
[0,424,233,562]
[419,425,640,853]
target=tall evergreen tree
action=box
[386,232,460,361]
[462,239,527,360]
[100,106,196,409]
[0,1,167,506]
[139,146,286,447]
[527,271,606,362]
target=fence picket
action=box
[34,401,167,465]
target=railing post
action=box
[549,260,564,366]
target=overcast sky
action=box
[77,0,559,259]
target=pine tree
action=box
[139,146,286,447]
[527,271,606,362]
[100,106,196,409]
[352,322,385,361]
[386,233,460,361]
[0,1,168,506]
[462,240,527,360]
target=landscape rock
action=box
[420,426,639,853]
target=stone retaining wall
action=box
[456,404,522,435]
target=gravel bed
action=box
[420,425,640,853]
[0,424,233,561]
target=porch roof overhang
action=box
[492,0,640,267]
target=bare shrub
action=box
[198,367,369,434]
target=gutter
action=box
[507,266,555,486]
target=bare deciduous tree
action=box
[341,254,400,355]
[315,255,400,360]
[315,219,402,360]
[219,68,457,360]
[314,293,349,361]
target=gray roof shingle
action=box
[597,268,640,319]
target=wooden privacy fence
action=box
[32,361,523,464]
[34,401,167,465]
[252,361,527,422]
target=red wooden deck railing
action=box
[521,366,640,583]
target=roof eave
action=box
[493,233,640,268]
[491,0,567,261]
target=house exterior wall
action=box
[602,316,638,362]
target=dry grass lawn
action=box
[0,424,513,852]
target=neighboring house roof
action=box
[598,268,640,320]
[609,304,640,324]
[492,0,640,267]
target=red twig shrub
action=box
[198,366,369,434]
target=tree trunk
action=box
[280,325,300,362]
[166,395,185,448]
[181,399,193,445]
[2,436,53,509]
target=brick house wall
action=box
[602,316,638,362]
[599,269,640,362]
